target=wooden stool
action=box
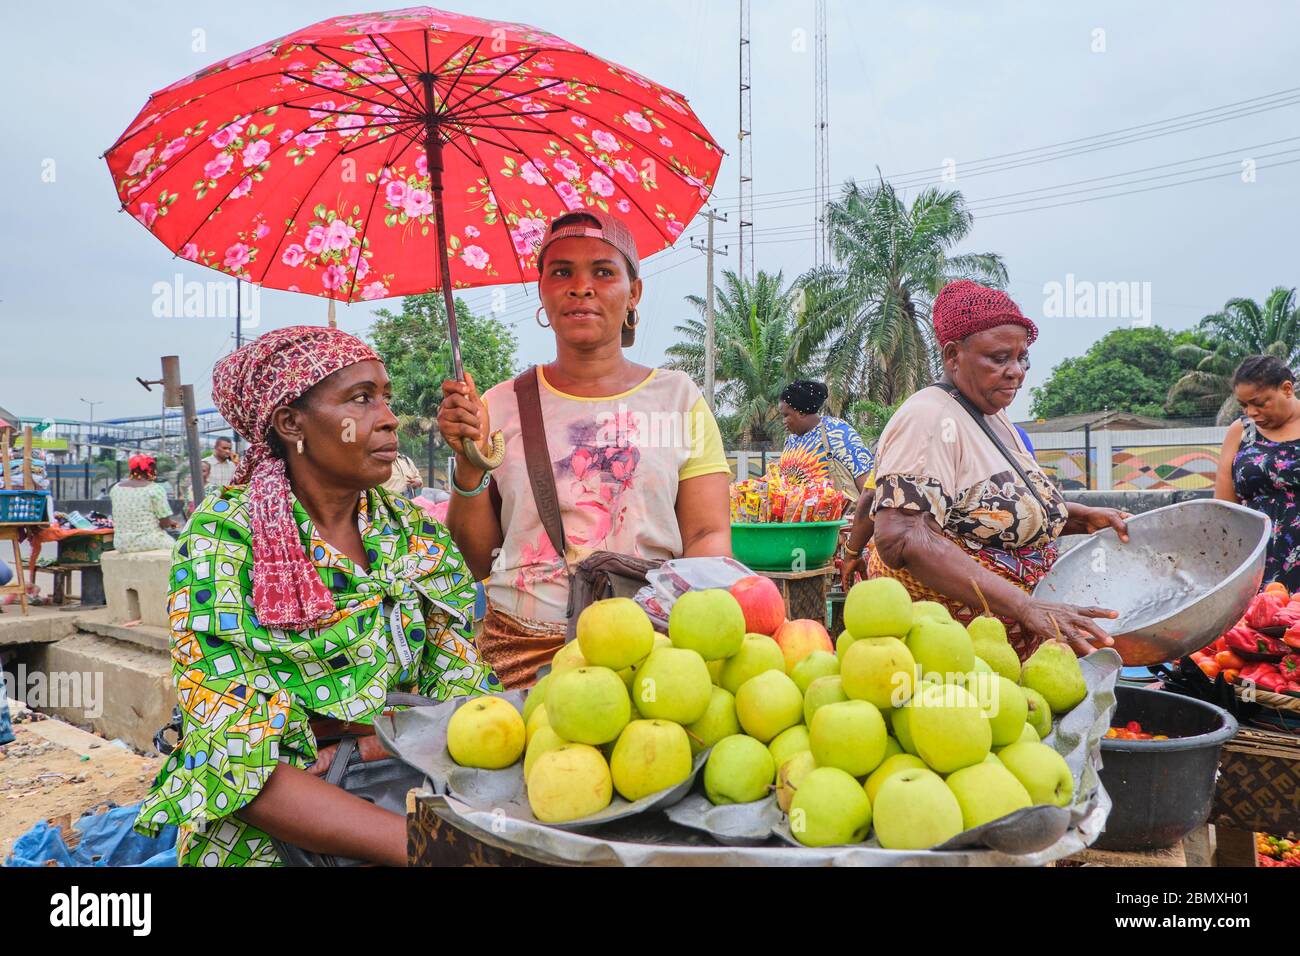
[0,525,30,614]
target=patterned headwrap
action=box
[933,280,1038,346]
[128,454,157,479]
[781,380,829,415]
[211,326,380,629]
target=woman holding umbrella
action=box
[133,327,497,866]
[439,212,733,688]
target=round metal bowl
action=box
[1032,499,1270,666]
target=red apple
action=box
[773,619,834,675]
[729,575,787,636]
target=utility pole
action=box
[737,0,754,282]
[234,279,244,456]
[690,211,729,413]
[814,0,831,269]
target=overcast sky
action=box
[3,0,1298,428]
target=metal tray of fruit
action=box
[375,689,707,832]
[391,652,1121,866]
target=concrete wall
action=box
[100,550,172,628]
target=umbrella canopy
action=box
[105,7,722,322]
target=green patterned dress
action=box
[133,484,500,866]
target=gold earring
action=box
[296,439,304,454]
[535,306,551,329]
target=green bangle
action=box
[452,465,491,497]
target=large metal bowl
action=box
[1032,499,1270,666]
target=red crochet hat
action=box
[932,280,1038,346]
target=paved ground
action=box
[0,699,162,861]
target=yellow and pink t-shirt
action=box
[481,366,729,623]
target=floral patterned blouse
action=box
[133,485,499,866]
[1232,417,1300,591]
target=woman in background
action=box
[1215,355,1300,590]
[108,455,178,553]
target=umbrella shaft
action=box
[423,130,465,383]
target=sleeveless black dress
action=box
[1232,417,1300,591]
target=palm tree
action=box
[1167,287,1300,423]
[794,179,1007,412]
[666,269,804,447]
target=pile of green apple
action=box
[445,575,1091,847]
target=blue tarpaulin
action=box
[6,803,177,867]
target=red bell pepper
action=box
[1279,655,1300,681]
[1224,627,1289,661]
[1259,672,1290,694]
[1239,662,1280,684]
[1247,592,1287,629]
[1284,624,1300,650]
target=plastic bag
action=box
[6,803,177,867]
[633,556,755,627]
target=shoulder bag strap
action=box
[931,382,1051,516]
[513,366,566,561]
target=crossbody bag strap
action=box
[513,366,566,561]
[931,382,1051,516]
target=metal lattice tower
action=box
[738,0,754,282]
[814,0,830,269]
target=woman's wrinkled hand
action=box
[1070,505,1131,543]
[1017,597,1117,656]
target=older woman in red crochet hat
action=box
[849,280,1130,660]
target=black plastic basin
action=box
[1094,685,1238,851]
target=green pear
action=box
[791,650,839,694]
[577,597,656,670]
[632,647,713,724]
[997,741,1074,807]
[774,750,816,813]
[841,636,916,710]
[719,634,786,694]
[609,719,693,801]
[973,636,1022,683]
[769,724,812,771]
[872,768,965,849]
[735,670,804,743]
[843,578,913,639]
[525,703,550,745]
[803,675,849,726]
[908,683,991,774]
[1021,686,1053,739]
[968,675,1029,747]
[704,734,776,805]
[967,613,1008,645]
[809,700,888,777]
[882,735,903,760]
[864,752,928,804]
[906,618,975,682]
[1015,723,1040,744]
[706,658,724,685]
[835,630,858,663]
[551,640,588,672]
[668,588,746,661]
[970,656,993,675]
[911,601,952,624]
[788,767,873,847]
[527,744,612,822]
[524,725,567,781]
[546,667,632,745]
[1020,640,1087,715]
[944,760,1032,829]
[684,685,741,755]
[891,701,918,755]
[522,672,552,724]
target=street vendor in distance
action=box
[855,280,1131,660]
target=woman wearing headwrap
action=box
[438,211,732,689]
[858,281,1130,660]
[777,380,874,499]
[134,326,498,867]
[108,454,179,553]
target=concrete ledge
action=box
[100,549,172,629]
[74,609,170,654]
[0,606,78,647]
[26,633,175,753]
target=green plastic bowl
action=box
[730,521,847,572]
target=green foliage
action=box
[666,270,807,447]
[793,179,1007,411]
[1167,287,1300,424]
[1029,326,1203,420]
[846,399,902,446]
[368,292,519,440]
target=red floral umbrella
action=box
[104,6,722,378]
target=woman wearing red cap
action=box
[849,280,1130,660]
[438,210,733,688]
[108,454,179,553]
